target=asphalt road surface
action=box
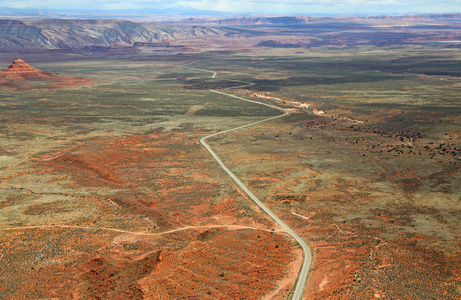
[200,89,313,300]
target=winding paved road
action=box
[3,61,313,299]
[188,62,313,299]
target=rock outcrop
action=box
[0,58,57,81]
[0,58,92,89]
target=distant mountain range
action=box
[0,6,230,20]
[168,13,461,26]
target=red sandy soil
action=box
[0,130,302,298]
[0,58,92,89]
[0,227,297,299]
[37,130,279,230]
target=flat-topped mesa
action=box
[0,58,57,80]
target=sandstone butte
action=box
[0,58,92,89]
[0,58,58,80]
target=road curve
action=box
[200,89,313,300]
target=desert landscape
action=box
[0,13,460,299]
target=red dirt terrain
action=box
[0,227,297,299]
[0,129,300,299]
[0,58,92,89]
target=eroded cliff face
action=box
[0,19,227,50]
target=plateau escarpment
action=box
[0,19,227,50]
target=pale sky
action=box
[3,0,461,15]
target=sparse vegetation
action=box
[0,14,460,300]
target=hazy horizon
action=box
[2,0,461,16]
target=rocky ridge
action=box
[0,19,227,50]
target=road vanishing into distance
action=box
[186,62,313,300]
[2,61,312,300]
